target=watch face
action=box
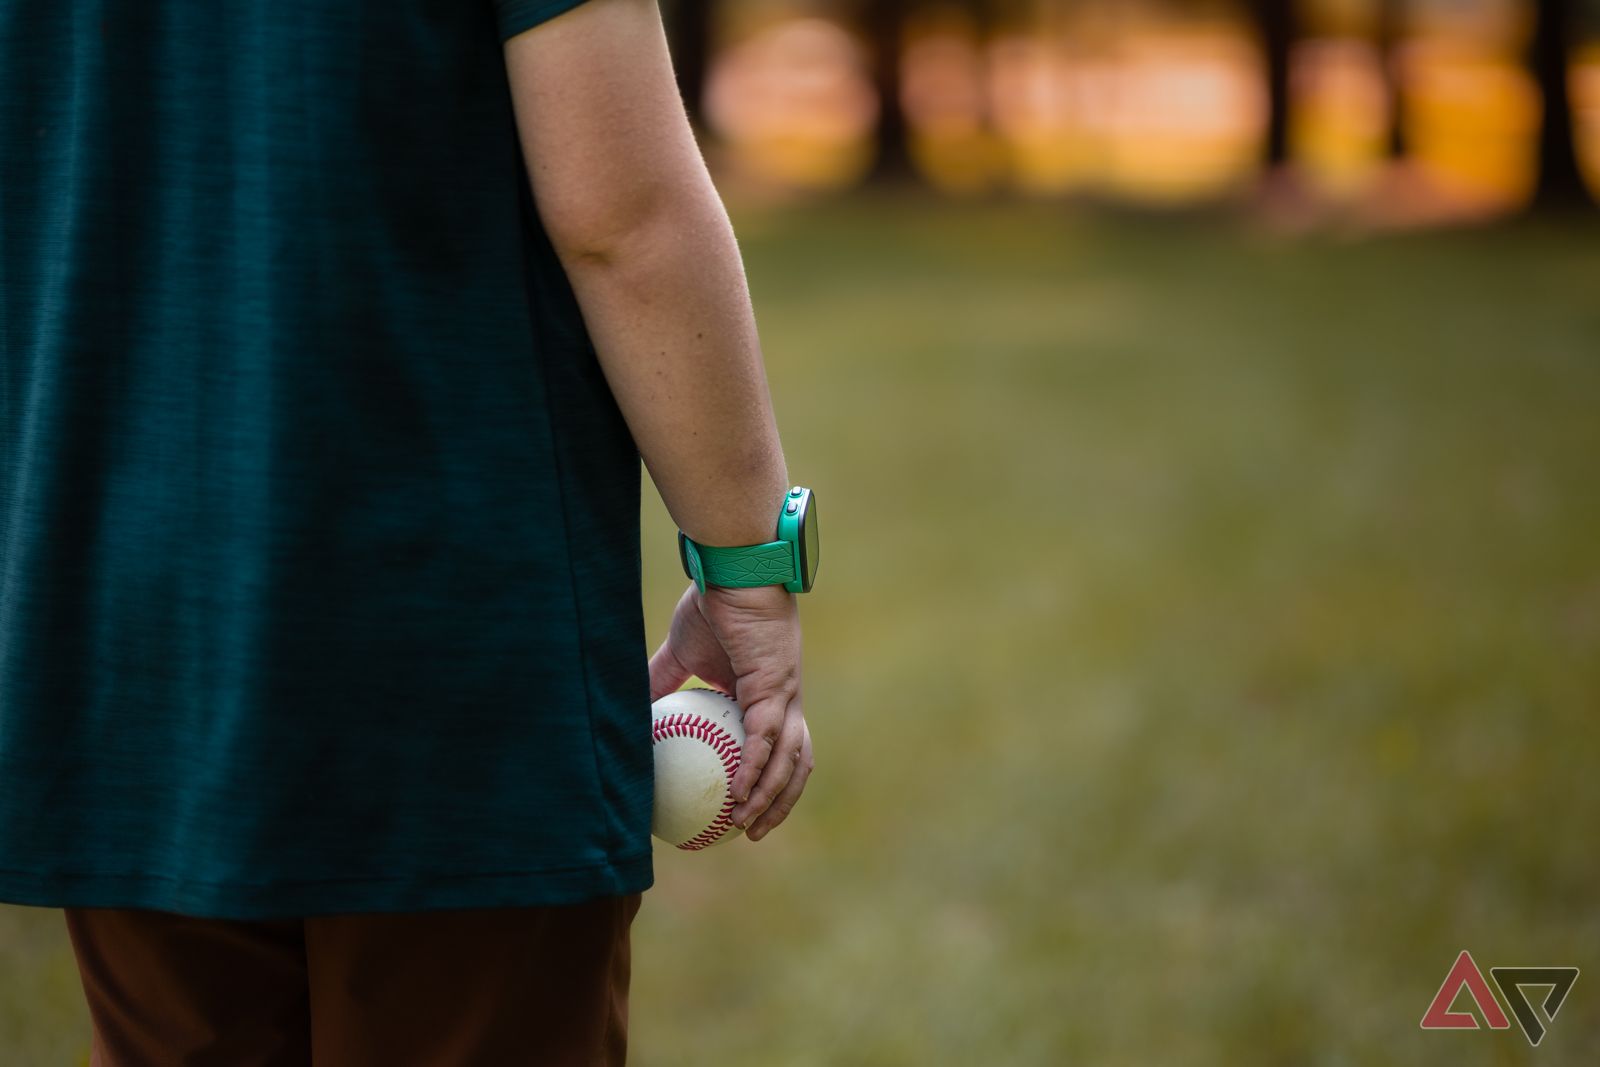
[799,491,818,592]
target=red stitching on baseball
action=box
[652,711,743,850]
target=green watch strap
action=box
[681,536,797,594]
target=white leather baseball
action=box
[650,688,746,850]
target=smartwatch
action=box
[677,486,819,594]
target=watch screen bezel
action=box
[793,489,817,592]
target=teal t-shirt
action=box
[0,0,655,919]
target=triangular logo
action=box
[1421,950,1511,1030]
[1490,967,1580,1047]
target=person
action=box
[0,0,814,1062]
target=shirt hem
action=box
[0,850,653,921]
[497,0,594,43]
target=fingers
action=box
[730,690,806,832]
[728,687,783,807]
[746,723,812,841]
[647,638,690,702]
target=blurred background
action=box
[674,0,1599,219]
[4,1,1598,1063]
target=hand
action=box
[647,582,813,842]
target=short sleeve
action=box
[494,0,595,43]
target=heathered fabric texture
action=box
[0,0,655,919]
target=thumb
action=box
[648,638,692,702]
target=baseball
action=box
[650,687,747,850]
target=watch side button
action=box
[789,486,803,497]
[784,500,799,514]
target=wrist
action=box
[677,485,819,595]
[697,582,792,608]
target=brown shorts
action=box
[63,893,643,1067]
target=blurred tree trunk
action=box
[663,0,714,131]
[1528,0,1590,210]
[864,0,916,183]
[1376,0,1407,160]
[1246,0,1296,168]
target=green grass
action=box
[5,199,1599,1064]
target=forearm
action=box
[501,0,789,547]
[556,195,790,550]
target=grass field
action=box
[4,198,1599,1064]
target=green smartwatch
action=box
[678,486,819,595]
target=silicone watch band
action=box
[681,537,797,594]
